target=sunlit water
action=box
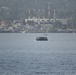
[0,33,76,75]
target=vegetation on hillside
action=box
[0,0,76,23]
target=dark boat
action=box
[36,36,48,41]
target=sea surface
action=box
[0,33,76,75]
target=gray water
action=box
[0,33,76,75]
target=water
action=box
[0,33,76,75]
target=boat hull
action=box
[36,37,48,41]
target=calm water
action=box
[0,33,76,75]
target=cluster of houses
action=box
[0,20,22,33]
[0,18,75,33]
[0,7,75,33]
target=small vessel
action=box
[36,36,48,41]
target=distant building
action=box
[25,18,67,25]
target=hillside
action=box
[0,0,76,20]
